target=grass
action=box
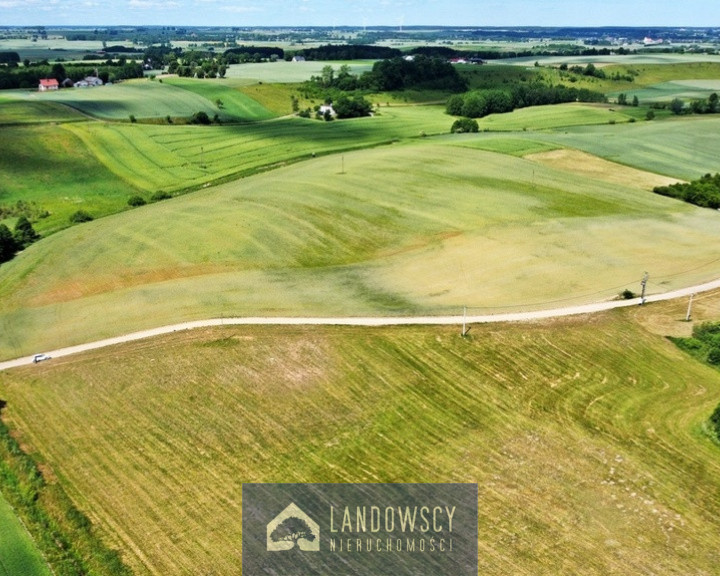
[1,305,720,574]
[0,96,87,124]
[0,491,52,576]
[60,105,451,194]
[4,140,720,359]
[158,76,275,121]
[0,124,142,235]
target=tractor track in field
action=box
[2,278,720,371]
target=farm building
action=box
[318,104,336,117]
[75,76,103,88]
[38,78,59,91]
[292,55,306,62]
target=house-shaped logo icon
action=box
[267,503,320,552]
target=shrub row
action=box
[0,404,132,575]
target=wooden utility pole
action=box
[461,306,468,337]
[686,294,694,322]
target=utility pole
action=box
[640,272,649,305]
[461,306,469,337]
[686,294,694,322]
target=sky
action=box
[0,0,719,28]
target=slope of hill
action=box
[0,303,719,574]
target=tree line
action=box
[305,56,466,94]
[446,83,606,118]
[654,173,720,209]
[292,44,401,61]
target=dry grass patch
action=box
[526,148,683,190]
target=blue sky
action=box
[0,0,718,27]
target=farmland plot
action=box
[1,310,719,574]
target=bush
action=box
[190,111,211,125]
[150,191,172,202]
[710,403,720,441]
[708,347,720,365]
[127,195,147,207]
[69,210,94,223]
[620,289,635,300]
[450,118,479,133]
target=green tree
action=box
[0,223,17,263]
[13,215,39,248]
[632,95,639,107]
[446,94,464,116]
[617,93,627,105]
[190,111,211,124]
[333,95,372,119]
[320,65,334,87]
[670,98,685,115]
[708,92,719,114]
[450,117,479,133]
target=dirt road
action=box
[2,278,719,371]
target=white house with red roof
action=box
[38,78,59,91]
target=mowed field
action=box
[4,136,720,359]
[1,301,720,574]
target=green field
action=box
[0,491,52,576]
[1,302,719,574]
[223,60,375,83]
[0,123,141,234]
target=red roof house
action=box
[39,78,59,91]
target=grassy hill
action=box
[4,138,720,359]
[0,302,719,574]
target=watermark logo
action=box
[243,483,478,575]
[267,502,320,552]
